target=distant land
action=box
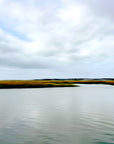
[0,78,114,89]
[34,78,114,81]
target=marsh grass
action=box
[0,80,77,89]
[0,79,113,89]
[72,80,114,85]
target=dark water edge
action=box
[0,85,77,89]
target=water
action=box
[0,85,114,144]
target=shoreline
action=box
[0,79,113,89]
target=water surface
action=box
[0,85,114,144]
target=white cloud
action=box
[57,4,87,25]
[0,0,114,78]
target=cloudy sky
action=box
[0,0,114,79]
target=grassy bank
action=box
[0,79,113,89]
[0,80,78,89]
[70,80,114,85]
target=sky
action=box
[0,0,114,79]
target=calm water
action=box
[0,85,114,144]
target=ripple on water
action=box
[0,86,114,144]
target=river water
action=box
[0,85,114,144]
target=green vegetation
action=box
[0,79,113,89]
[0,80,78,89]
[70,79,114,85]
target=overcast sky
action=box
[0,0,114,79]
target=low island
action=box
[0,78,114,89]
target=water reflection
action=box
[0,86,114,144]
